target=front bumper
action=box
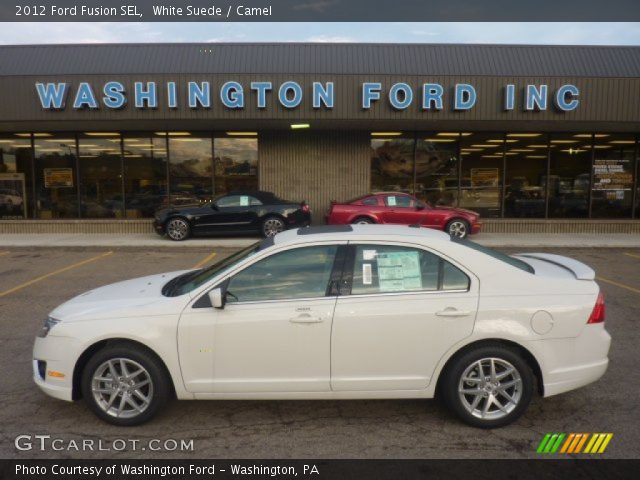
[153,219,165,235]
[32,335,78,402]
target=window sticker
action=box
[240,195,250,206]
[362,263,373,285]
[376,251,422,292]
[387,196,397,206]
[363,249,377,261]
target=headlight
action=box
[37,317,60,338]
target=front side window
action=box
[216,194,261,207]
[350,245,469,295]
[384,195,415,208]
[226,245,338,302]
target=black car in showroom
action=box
[154,191,311,240]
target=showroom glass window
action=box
[415,133,459,207]
[214,134,258,195]
[0,134,33,219]
[34,134,78,219]
[122,134,168,217]
[78,133,123,218]
[459,133,503,217]
[226,245,339,302]
[370,135,415,194]
[504,133,548,218]
[548,133,592,218]
[590,134,636,218]
[168,133,213,205]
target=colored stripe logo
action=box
[537,433,613,454]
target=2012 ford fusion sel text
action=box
[32,225,610,428]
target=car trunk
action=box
[511,253,595,281]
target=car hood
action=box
[433,206,479,217]
[50,270,191,322]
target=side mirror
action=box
[208,287,225,309]
[416,202,426,210]
[211,203,219,210]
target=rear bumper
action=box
[471,222,482,234]
[532,324,611,397]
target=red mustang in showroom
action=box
[326,192,482,238]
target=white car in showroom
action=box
[33,225,610,428]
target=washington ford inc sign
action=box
[35,80,581,112]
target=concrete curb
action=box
[1,233,639,249]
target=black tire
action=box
[440,344,534,429]
[446,218,470,239]
[81,344,171,426]
[351,216,375,225]
[261,216,285,237]
[165,217,191,241]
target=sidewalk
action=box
[1,233,639,248]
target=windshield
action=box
[452,237,535,274]
[162,241,263,297]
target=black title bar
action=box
[3,0,640,22]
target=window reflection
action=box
[34,135,78,218]
[415,134,459,206]
[548,133,591,218]
[590,134,635,218]
[371,136,414,194]
[214,136,258,194]
[0,136,32,219]
[168,134,213,206]
[123,135,167,217]
[459,133,503,217]
[504,133,547,218]
[78,134,123,218]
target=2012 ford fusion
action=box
[33,225,610,428]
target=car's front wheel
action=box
[440,345,533,428]
[262,216,285,237]
[81,344,171,426]
[446,218,470,239]
[165,217,190,241]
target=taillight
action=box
[587,291,605,324]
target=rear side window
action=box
[349,245,469,295]
[361,197,379,206]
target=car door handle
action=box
[436,308,471,317]
[290,314,324,324]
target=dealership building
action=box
[0,42,639,231]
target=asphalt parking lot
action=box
[0,246,639,459]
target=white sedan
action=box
[33,225,610,428]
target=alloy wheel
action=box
[166,218,188,240]
[91,358,154,419]
[457,357,523,421]
[448,220,468,238]
[263,218,284,237]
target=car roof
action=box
[224,190,279,201]
[273,224,450,246]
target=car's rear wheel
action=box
[446,218,470,239]
[352,217,374,225]
[440,345,533,428]
[81,344,170,426]
[262,216,285,237]
[166,217,190,241]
